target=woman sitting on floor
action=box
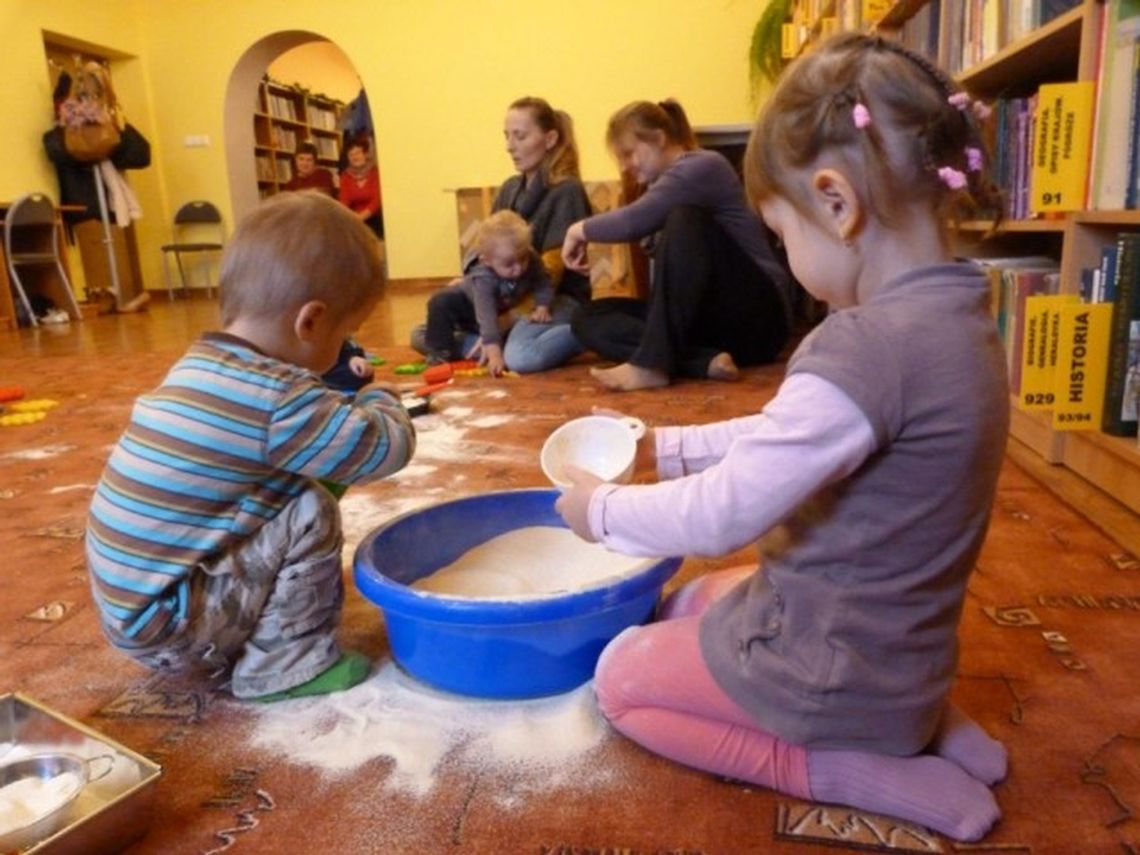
[562,99,793,391]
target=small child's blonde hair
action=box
[219,191,384,325]
[745,33,1002,230]
[475,210,532,258]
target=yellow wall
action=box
[4,0,763,285]
[269,42,361,104]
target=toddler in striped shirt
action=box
[86,191,415,701]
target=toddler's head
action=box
[219,191,384,326]
[745,33,1001,230]
[475,210,533,280]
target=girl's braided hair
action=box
[745,33,1002,229]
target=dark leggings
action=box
[571,206,790,378]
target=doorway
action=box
[222,33,375,228]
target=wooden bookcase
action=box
[252,79,344,199]
[789,0,1140,515]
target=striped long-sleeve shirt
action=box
[86,332,415,648]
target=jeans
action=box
[502,295,585,373]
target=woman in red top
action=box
[338,136,382,238]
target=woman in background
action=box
[285,141,335,196]
[339,136,382,238]
[493,96,593,373]
[564,99,793,392]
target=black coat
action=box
[42,123,151,227]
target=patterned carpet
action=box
[2,347,1139,854]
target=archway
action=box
[222,31,372,224]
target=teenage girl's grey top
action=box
[581,149,792,303]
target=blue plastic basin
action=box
[353,488,682,699]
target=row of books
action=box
[255,155,293,183]
[270,126,298,153]
[937,0,1082,76]
[781,0,892,57]
[1088,0,1140,211]
[982,237,1140,437]
[265,91,299,122]
[312,136,340,161]
[307,105,339,132]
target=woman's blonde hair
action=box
[475,209,533,257]
[605,99,698,153]
[219,191,384,325]
[508,96,581,186]
[745,33,1002,230]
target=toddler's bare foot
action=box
[590,363,669,392]
[707,352,739,381]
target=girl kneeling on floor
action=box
[556,33,1009,842]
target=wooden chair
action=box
[160,201,224,299]
[3,193,82,327]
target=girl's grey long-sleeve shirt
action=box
[581,149,791,291]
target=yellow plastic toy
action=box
[0,411,48,426]
[8,399,59,413]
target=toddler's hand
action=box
[349,355,375,381]
[529,305,552,324]
[483,343,506,377]
[554,465,604,542]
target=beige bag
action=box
[63,121,121,162]
[58,62,123,162]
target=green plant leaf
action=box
[750,0,795,90]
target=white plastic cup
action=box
[540,415,646,491]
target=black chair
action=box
[3,192,81,327]
[160,201,224,299]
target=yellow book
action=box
[1031,81,1095,213]
[1052,302,1114,430]
[1020,294,1079,410]
[861,0,891,26]
[782,23,798,59]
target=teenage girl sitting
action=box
[562,99,794,392]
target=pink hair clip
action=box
[965,147,984,173]
[971,101,992,121]
[938,166,968,190]
[852,103,872,128]
[948,92,970,110]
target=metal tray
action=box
[0,693,161,854]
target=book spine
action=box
[1030,81,1096,213]
[1102,232,1140,435]
[1054,302,1115,430]
[1128,38,1140,209]
[1020,293,1079,410]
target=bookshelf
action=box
[252,79,344,199]
[786,0,1140,515]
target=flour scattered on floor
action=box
[248,662,611,798]
[338,492,445,562]
[441,405,474,419]
[48,484,94,495]
[0,444,76,462]
[483,389,508,399]
[468,414,515,429]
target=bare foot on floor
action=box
[590,363,669,392]
[707,352,739,381]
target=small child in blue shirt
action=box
[415,210,554,375]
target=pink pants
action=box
[594,566,812,800]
